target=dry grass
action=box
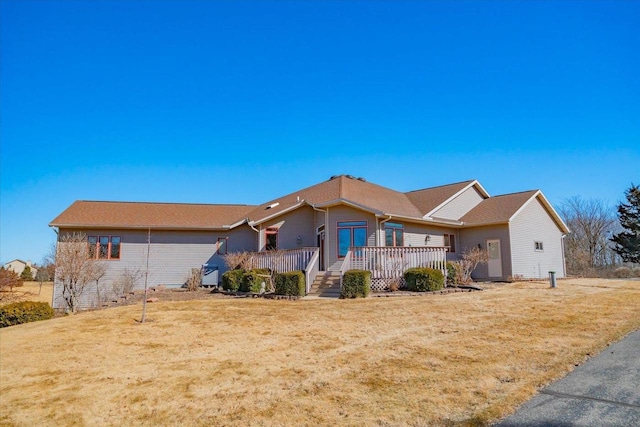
[0,281,53,306]
[1,278,639,427]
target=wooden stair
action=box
[308,271,341,297]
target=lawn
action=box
[0,281,53,306]
[1,279,639,426]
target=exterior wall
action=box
[325,205,377,271]
[431,186,484,220]
[52,226,257,310]
[509,197,566,279]
[398,223,460,261]
[259,206,316,251]
[459,225,512,280]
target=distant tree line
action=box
[560,184,639,277]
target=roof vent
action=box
[346,174,355,179]
[357,177,366,182]
[265,202,280,210]
[329,175,339,180]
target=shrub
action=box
[404,267,445,292]
[633,267,640,277]
[613,267,633,278]
[185,268,202,291]
[274,271,305,296]
[0,301,55,328]
[241,269,271,293]
[446,262,456,286]
[340,270,371,299]
[222,269,245,291]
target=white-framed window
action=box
[534,241,544,252]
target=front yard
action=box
[1,279,639,426]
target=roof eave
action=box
[49,223,236,231]
[249,201,310,226]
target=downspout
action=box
[378,215,393,247]
[248,220,261,251]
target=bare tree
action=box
[223,251,253,270]
[35,268,51,295]
[450,247,489,285]
[559,197,618,275]
[55,232,107,313]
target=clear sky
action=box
[1,0,638,265]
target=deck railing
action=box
[249,247,319,293]
[341,246,448,290]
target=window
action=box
[337,221,367,257]
[385,222,404,247]
[218,237,228,255]
[535,241,544,251]
[265,228,278,251]
[88,236,98,259]
[444,234,456,253]
[88,236,121,260]
[110,236,121,259]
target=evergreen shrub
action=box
[274,271,305,296]
[404,267,445,292]
[0,301,54,328]
[340,269,371,298]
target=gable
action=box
[431,185,486,220]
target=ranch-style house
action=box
[49,175,569,309]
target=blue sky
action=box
[1,0,638,264]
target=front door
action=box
[487,239,502,278]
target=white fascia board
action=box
[423,180,489,219]
[249,201,308,226]
[224,218,248,230]
[508,191,570,234]
[379,213,465,227]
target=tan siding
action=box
[53,226,257,310]
[260,206,316,250]
[509,197,565,279]
[431,186,484,220]
[459,225,512,280]
[401,223,459,261]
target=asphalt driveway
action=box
[495,329,640,427]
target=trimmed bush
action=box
[0,301,54,328]
[633,267,640,278]
[222,269,245,291]
[240,269,271,293]
[404,267,445,292]
[446,262,456,286]
[274,271,305,296]
[340,270,371,299]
